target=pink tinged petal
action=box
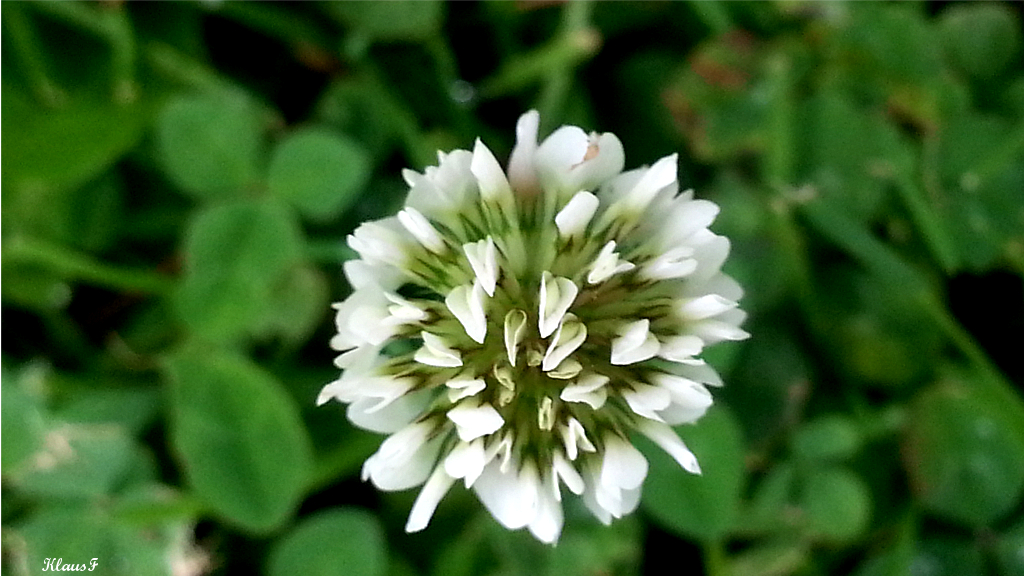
[447,401,504,442]
[623,383,672,421]
[406,466,457,533]
[444,438,488,487]
[539,272,579,338]
[610,319,661,365]
[678,294,739,321]
[528,485,565,544]
[542,314,587,372]
[474,460,540,529]
[471,139,513,202]
[601,435,649,490]
[398,207,446,254]
[554,191,600,238]
[445,378,486,403]
[637,420,701,474]
[347,388,431,433]
[445,282,488,344]
[587,241,635,284]
[553,453,585,496]
[503,309,528,366]
[560,417,596,461]
[414,332,463,367]
[508,109,540,195]
[362,422,442,491]
[559,373,610,410]
[658,335,705,363]
[463,237,499,296]
[535,125,591,193]
[571,132,626,193]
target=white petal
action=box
[637,420,701,474]
[384,293,428,322]
[554,191,600,238]
[502,309,528,367]
[539,272,579,338]
[615,154,678,214]
[535,125,591,194]
[415,332,463,367]
[405,149,476,219]
[471,139,513,201]
[406,466,456,532]
[445,282,488,344]
[610,319,660,365]
[600,435,648,491]
[347,217,409,268]
[528,485,564,544]
[622,383,672,421]
[463,237,499,296]
[639,245,698,281]
[444,438,488,487]
[362,422,442,491]
[445,378,487,403]
[343,259,404,291]
[587,241,635,285]
[560,417,595,461]
[678,294,739,321]
[447,401,505,442]
[658,335,705,363]
[689,319,751,345]
[542,314,587,372]
[547,357,582,380]
[508,109,540,196]
[474,459,539,529]
[559,373,609,410]
[553,452,585,495]
[651,374,714,425]
[398,207,447,254]
[346,388,430,433]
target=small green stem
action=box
[702,540,729,576]
[892,172,959,274]
[4,238,174,296]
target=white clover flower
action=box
[319,110,749,544]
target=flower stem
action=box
[3,237,174,296]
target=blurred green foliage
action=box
[2,2,1023,575]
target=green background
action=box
[3,2,1023,575]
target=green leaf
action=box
[267,508,387,576]
[327,1,443,42]
[17,424,138,499]
[905,376,1024,527]
[939,4,1022,81]
[801,467,872,543]
[174,199,303,342]
[640,405,746,542]
[914,537,985,576]
[267,128,371,221]
[165,349,314,534]
[0,367,47,471]
[791,415,862,464]
[995,519,1024,576]
[255,265,330,346]
[728,540,810,576]
[0,86,149,196]
[155,90,264,200]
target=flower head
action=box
[319,110,749,543]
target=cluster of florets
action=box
[318,110,748,543]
